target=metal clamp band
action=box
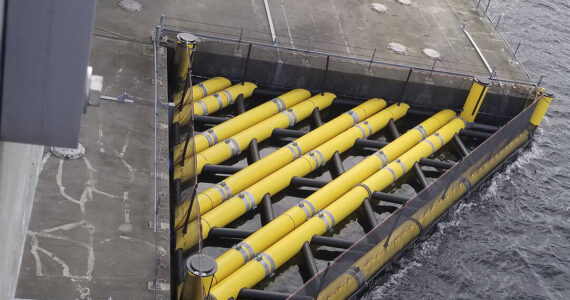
[395,159,406,174]
[213,182,232,202]
[285,142,302,159]
[256,253,276,277]
[201,131,215,147]
[298,200,317,220]
[313,150,325,167]
[202,129,219,146]
[363,121,373,136]
[196,100,208,115]
[238,191,256,212]
[283,108,298,127]
[233,241,256,262]
[374,150,389,167]
[318,210,336,232]
[434,132,445,147]
[356,183,372,200]
[356,124,367,139]
[347,110,360,125]
[413,124,428,139]
[225,138,241,156]
[458,177,472,191]
[222,90,234,104]
[423,138,436,154]
[213,93,224,110]
[347,266,366,288]
[385,166,397,184]
[197,82,208,96]
[271,97,286,112]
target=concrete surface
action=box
[0,142,43,300]
[15,10,171,300]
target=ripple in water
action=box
[367,0,570,298]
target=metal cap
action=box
[186,254,218,277]
[541,91,554,98]
[474,76,491,87]
[177,33,198,45]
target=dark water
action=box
[367,1,570,299]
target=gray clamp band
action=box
[385,166,397,184]
[313,150,326,167]
[283,108,298,127]
[271,97,286,112]
[434,132,445,147]
[318,210,336,232]
[363,121,373,136]
[413,124,428,139]
[196,100,208,115]
[222,90,234,104]
[347,266,366,288]
[395,159,406,174]
[202,129,219,146]
[233,241,256,262]
[225,138,241,156]
[256,253,276,277]
[374,150,389,167]
[197,82,208,96]
[356,183,372,200]
[298,200,317,220]
[213,181,233,202]
[424,138,436,154]
[458,177,472,192]
[347,110,360,125]
[286,142,302,159]
[238,191,256,212]
[356,124,367,139]
[213,93,224,110]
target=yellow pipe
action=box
[174,92,335,180]
[173,77,232,107]
[210,109,455,285]
[175,103,409,251]
[172,89,311,164]
[530,89,554,126]
[460,77,491,122]
[173,82,257,126]
[318,128,531,300]
[174,98,386,230]
[209,117,467,300]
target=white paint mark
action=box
[332,3,352,56]
[120,235,166,257]
[83,157,96,171]
[39,152,51,174]
[123,191,130,224]
[30,235,43,276]
[43,220,85,233]
[98,125,105,153]
[57,159,81,205]
[280,0,295,48]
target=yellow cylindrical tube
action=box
[173,77,232,108]
[175,103,409,252]
[173,98,386,230]
[460,77,491,122]
[172,33,197,96]
[173,82,257,126]
[530,89,554,126]
[319,128,531,300]
[210,109,455,284]
[172,89,311,164]
[209,118,466,300]
[174,93,335,180]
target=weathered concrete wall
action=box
[0,142,43,299]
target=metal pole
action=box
[301,242,318,277]
[496,13,503,28]
[513,42,521,59]
[429,58,437,79]
[476,0,482,11]
[242,43,253,83]
[484,0,492,15]
[305,36,313,61]
[237,26,244,51]
[537,74,545,87]
[368,48,377,70]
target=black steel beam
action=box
[419,158,455,169]
[460,128,492,139]
[252,88,288,99]
[238,289,308,300]
[236,94,246,115]
[194,115,229,125]
[371,191,409,205]
[468,122,499,132]
[301,242,318,278]
[407,108,437,117]
[290,177,328,188]
[354,138,389,149]
[330,151,345,178]
[311,235,353,249]
[362,198,379,228]
[248,138,275,225]
[201,164,243,175]
[453,134,470,157]
[208,227,253,239]
[272,128,306,138]
[413,163,429,188]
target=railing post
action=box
[368,48,377,70]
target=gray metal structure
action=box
[0,0,96,147]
